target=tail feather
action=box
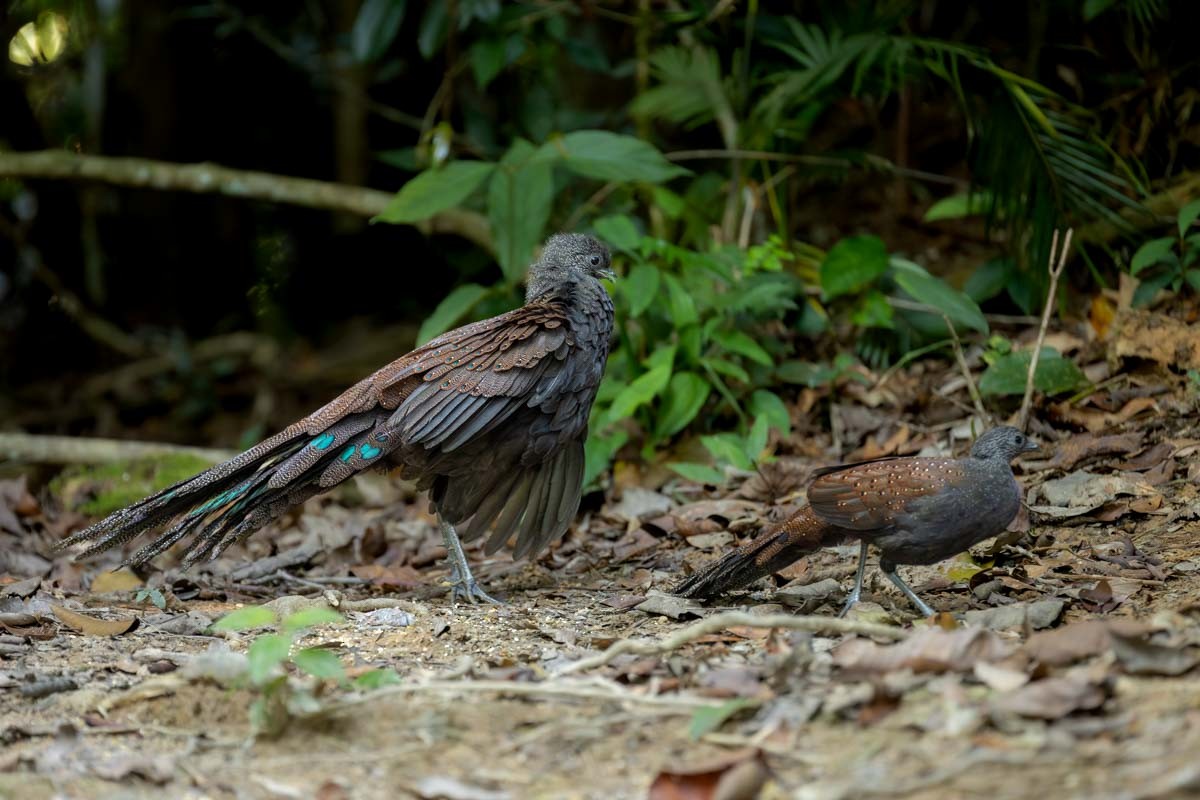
[57,412,394,566]
[672,508,846,599]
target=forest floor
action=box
[2,308,1200,800]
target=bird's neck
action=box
[527,276,601,307]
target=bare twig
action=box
[556,611,905,676]
[942,314,988,423]
[0,433,232,465]
[1018,229,1074,432]
[332,677,718,711]
[0,151,493,253]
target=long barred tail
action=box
[672,507,846,599]
[56,412,394,567]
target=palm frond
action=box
[630,46,738,148]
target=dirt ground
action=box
[3,317,1200,799]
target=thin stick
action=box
[1018,229,1074,432]
[556,611,905,676]
[331,677,718,711]
[0,151,492,253]
[942,314,988,423]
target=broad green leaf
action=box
[211,605,276,632]
[1130,236,1176,275]
[583,429,628,488]
[353,668,402,690]
[623,264,661,317]
[851,290,894,329]
[489,140,554,283]
[663,274,699,327]
[700,433,754,472]
[1082,0,1119,20]
[645,344,677,371]
[248,634,290,685]
[375,161,494,224]
[1132,269,1175,307]
[689,699,756,740]
[1180,199,1200,238]
[1186,269,1200,292]
[891,258,988,334]
[292,647,346,681]
[978,348,1089,396]
[746,413,770,462]
[702,357,750,384]
[593,215,641,253]
[469,36,506,89]
[416,1,447,59]
[749,390,790,437]
[710,329,772,366]
[652,186,685,219]
[964,258,1014,303]
[607,364,672,421]
[536,130,688,183]
[282,607,345,634]
[923,190,994,222]
[820,235,889,300]
[669,462,727,485]
[775,360,835,387]
[351,0,407,64]
[656,372,711,438]
[417,283,491,345]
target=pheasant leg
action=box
[440,519,501,604]
[882,562,935,617]
[837,541,870,618]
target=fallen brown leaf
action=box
[1025,432,1143,471]
[90,569,143,593]
[648,750,767,800]
[991,675,1106,719]
[1113,308,1200,370]
[1048,397,1158,433]
[51,604,139,636]
[1022,619,1152,666]
[833,626,1014,675]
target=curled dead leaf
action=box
[52,604,139,636]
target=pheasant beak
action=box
[1022,438,1040,453]
[598,266,616,281]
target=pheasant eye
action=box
[589,255,601,267]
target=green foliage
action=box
[978,343,1089,397]
[207,604,400,737]
[49,454,218,516]
[1126,201,1200,307]
[688,698,757,740]
[134,588,166,610]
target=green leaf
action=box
[662,274,699,327]
[1132,269,1175,307]
[688,699,756,740]
[623,263,661,317]
[1082,0,1119,20]
[1130,236,1176,275]
[923,190,994,222]
[211,605,276,632]
[292,647,345,681]
[489,140,555,284]
[607,364,672,421]
[891,258,989,334]
[978,349,1088,396]
[536,130,688,184]
[775,360,835,387]
[417,284,491,345]
[820,235,889,300]
[248,634,291,685]
[656,372,711,438]
[593,215,641,253]
[1186,269,1200,292]
[668,462,727,485]
[964,258,1014,303]
[749,390,790,437]
[351,0,407,64]
[700,434,754,472]
[583,429,627,488]
[850,290,894,329]
[416,1,447,59]
[702,357,750,384]
[353,668,402,690]
[282,607,345,634]
[709,330,772,366]
[375,161,494,224]
[746,413,770,462]
[1179,199,1200,238]
[469,37,506,89]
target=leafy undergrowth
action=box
[3,310,1200,799]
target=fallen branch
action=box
[0,150,493,254]
[556,611,906,676]
[0,433,233,465]
[1018,229,1073,432]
